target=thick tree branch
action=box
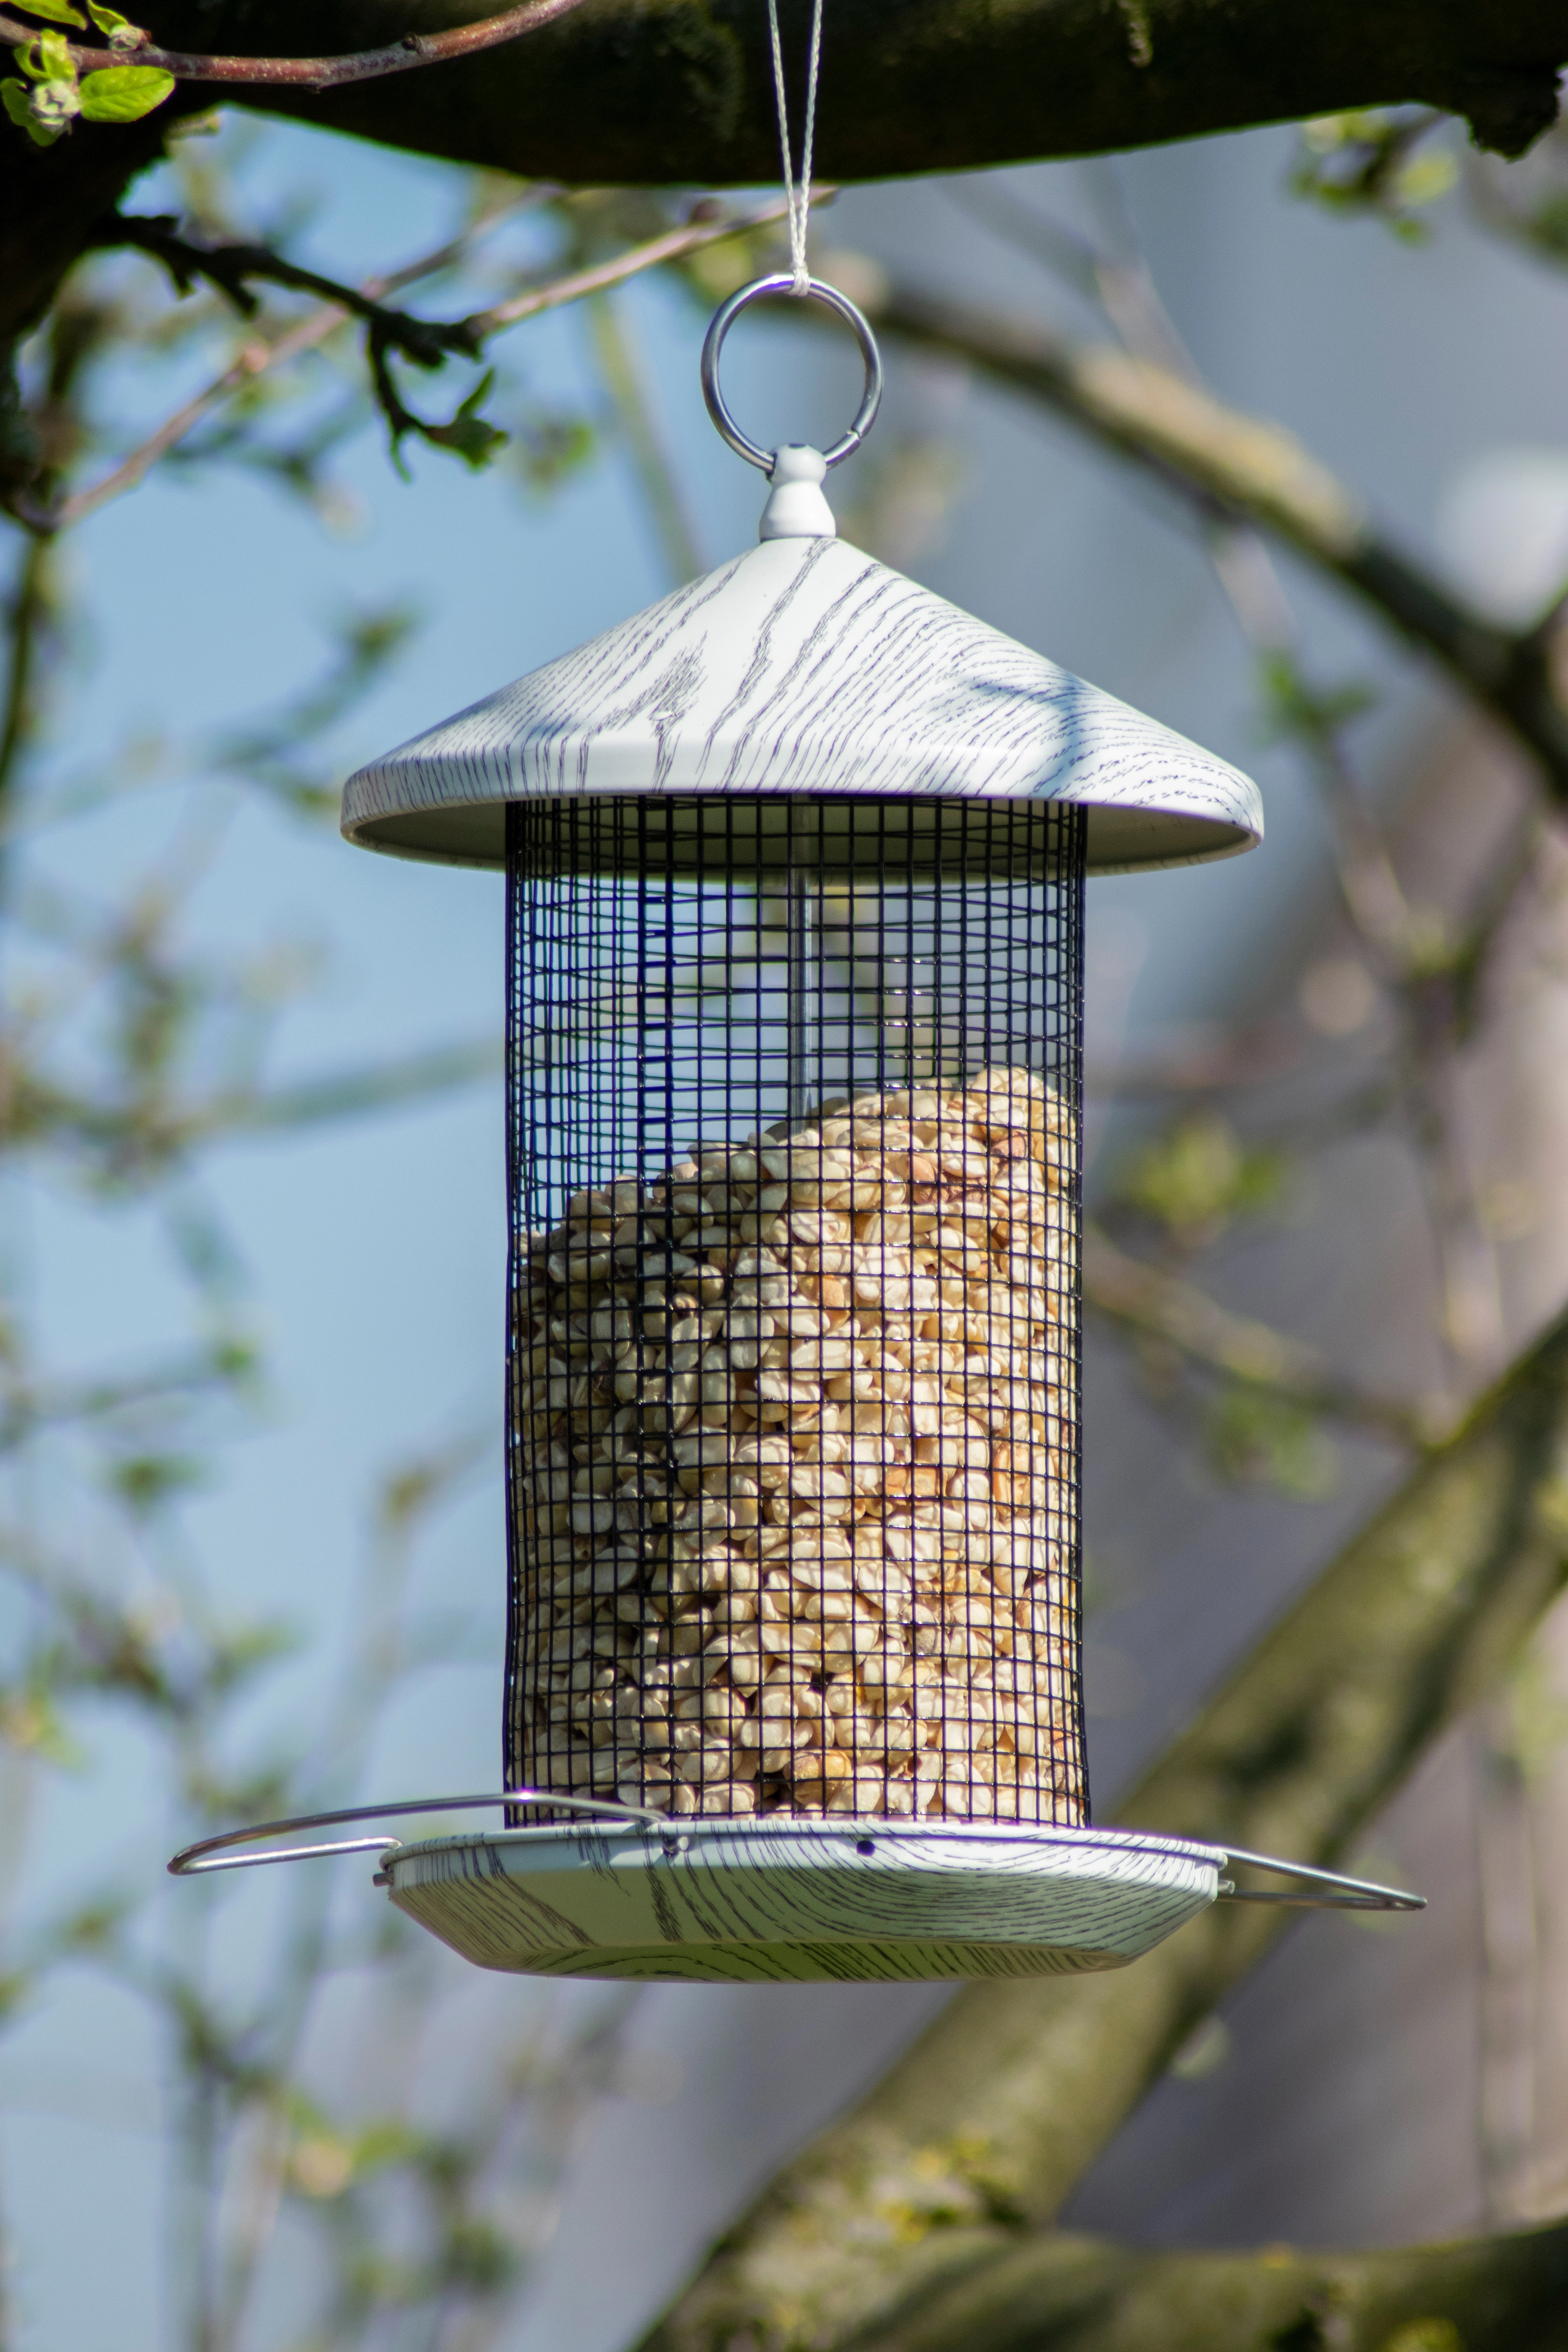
[161,1,1567,181]
[863,281,1568,805]
[0,0,590,91]
[640,1302,1568,2352]
[836,2218,1568,2352]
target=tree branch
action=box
[834,2217,1568,2352]
[1083,1219,1437,1447]
[28,191,800,531]
[640,1301,1568,2351]
[6,0,1566,389]
[0,0,591,92]
[860,278,1568,805]
[151,0,1568,182]
[83,210,482,359]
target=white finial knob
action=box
[760,444,836,541]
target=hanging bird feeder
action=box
[171,273,1421,1978]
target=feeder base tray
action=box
[380,1818,1223,1984]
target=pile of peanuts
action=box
[512,1065,1081,1823]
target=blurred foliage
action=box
[1289,109,1458,240]
[1256,650,1378,754]
[1379,2324,1466,2352]
[1118,1111,1291,1248]
[1203,1383,1337,1500]
[1467,119,1568,270]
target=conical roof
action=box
[341,534,1261,874]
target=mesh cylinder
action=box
[505,796,1086,1826]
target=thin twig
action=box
[1084,1219,1438,1447]
[41,191,800,533]
[462,189,810,337]
[0,1345,237,1454]
[0,0,590,92]
[212,1036,503,1139]
[586,290,705,586]
[30,187,553,530]
[38,306,342,531]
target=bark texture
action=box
[638,1305,1568,2352]
[137,0,1568,180]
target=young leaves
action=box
[78,61,172,118]
[87,3,150,45]
[14,0,87,25]
[0,80,48,140]
[3,25,79,140]
[2,1,165,143]
[8,0,145,35]
[418,369,510,471]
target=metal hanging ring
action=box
[701,274,883,472]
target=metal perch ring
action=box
[170,1800,1425,1920]
[167,1789,669,1877]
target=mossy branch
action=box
[840,2218,1568,2352]
[170,0,1568,181]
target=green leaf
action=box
[78,61,173,119]
[15,0,86,25]
[86,2,147,43]
[27,27,74,77]
[423,413,510,470]
[420,368,509,471]
[1119,1112,1290,1243]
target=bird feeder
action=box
[172,280,1420,1978]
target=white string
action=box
[766,0,825,295]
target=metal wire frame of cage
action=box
[504,793,1087,1834]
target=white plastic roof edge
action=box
[341,535,1263,876]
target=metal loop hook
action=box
[701,274,883,473]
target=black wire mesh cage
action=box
[506,794,1087,1829]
